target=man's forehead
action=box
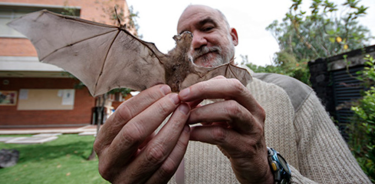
[177,5,222,32]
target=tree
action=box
[247,0,373,85]
[244,53,311,85]
[98,1,141,38]
[268,0,372,61]
[262,1,375,180]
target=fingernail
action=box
[179,88,190,98]
[160,85,171,95]
[170,93,180,105]
[178,103,190,115]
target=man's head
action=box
[177,5,238,67]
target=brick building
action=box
[0,0,133,127]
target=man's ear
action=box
[230,28,239,46]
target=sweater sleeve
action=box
[291,93,371,183]
[290,165,317,184]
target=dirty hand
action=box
[94,84,190,184]
[179,76,273,184]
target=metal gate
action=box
[331,65,365,139]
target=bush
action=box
[246,60,311,86]
[348,55,375,182]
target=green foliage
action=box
[61,1,79,17]
[127,5,142,38]
[348,55,375,182]
[243,53,311,85]
[108,87,131,96]
[261,0,373,86]
[267,0,372,62]
[0,134,109,184]
[356,55,375,87]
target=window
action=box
[0,3,80,37]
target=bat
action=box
[7,10,252,96]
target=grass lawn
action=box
[0,134,109,184]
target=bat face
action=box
[8,10,251,96]
[173,31,193,45]
[165,31,194,92]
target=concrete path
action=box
[0,125,98,135]
[0,125,98,144]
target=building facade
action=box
[0,0,132,127]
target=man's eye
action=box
[203,27,213,31]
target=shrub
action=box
[348,55,375,182]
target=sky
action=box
[127,0,375,66]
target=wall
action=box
[0,77,95,127]
[0,0,129,57]
[0,0,132,127]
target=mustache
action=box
[191,46,221,61]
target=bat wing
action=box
[181,63,252,90]
[7,10,166,96]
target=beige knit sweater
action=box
[168,75,371,184]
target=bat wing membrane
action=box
[181,63,252,90]
[8,10,166,96]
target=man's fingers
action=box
[179,78,265,122]
[100,93,181,174]
[211,75,226,80]
[185,98,203,109]
[188,100,259,134]
[95,85,171,152]
[114,104,190,183]
[139,132,156,150]
[146,125,190,184]
[179,78,245,100]
[189,125,263,159]
[189,125,241,152]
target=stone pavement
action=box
[0,125,98,144]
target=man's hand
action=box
[94,85,190,184]
[179,76,274,184]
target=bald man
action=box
[94,5,371,184]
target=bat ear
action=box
[173,35,178,41]
[173,31,192,42]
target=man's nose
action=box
[191,31,207,50]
